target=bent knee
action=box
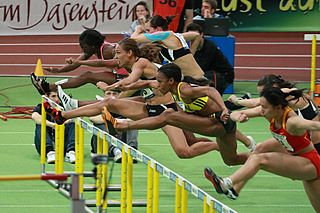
[175,149,193,159]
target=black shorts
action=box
[146,103,177,117]
[214,110,236,133]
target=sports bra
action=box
[140,62,160,99]
[172,82,208,113]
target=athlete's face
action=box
[260,97,276,119]
[80,42,97,56]
[156,72,171,94]
[114,44,130,67]
[144,22,157,34]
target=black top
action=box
[194,38,234,83]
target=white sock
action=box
[114,148,121,156]
[223,177,233,189]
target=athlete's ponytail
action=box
[147,15,175,31]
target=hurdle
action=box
[40,96,237,212]
[304,34,319,101]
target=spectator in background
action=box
[186,23,233,95]
[194,0,222,19]
[153,0,193,32]
[31,91,75,164]
[129,1,151,34]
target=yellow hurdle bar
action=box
[181,181,188,213]
[152,164,159,213]
[96,132,102,208]
[75,120,80,196]
[54,124,60,174]
[310,35,317,98]
[175,178,181,213]
[40,98,46,169]
[203,196,209,213]
[127,148,133,213]
[58,124,65,174]
[102,134,108,210]
[146,161,153,213]
[120,147,128,213]
[79,122,84,194]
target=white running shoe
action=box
[247,136,257,152]
[46,151,56,164]
[65,150,76,164]
[113,149,122,163]
[57,86,78,111]
[95,95,104,101]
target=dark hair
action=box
[139,43,161,63]
[158,63,209,86]
[203,0,218,10]
[186,23,203,34]
[260,86,304,108]
[158,63,182,82]
[257,74,296,89]
[118,38,140,57]
[79,29,105,48]
[147,15,174,31]
[133,1,150,20]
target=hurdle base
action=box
[85,199,147,207]
[83,183,121,191]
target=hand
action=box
[228,95,240,105]
[115,83,128,91]
[96,81,109,91]
[230,112,249,123]
[137,16,146,25]
[44,67,60,73]
[220,109,230,123]
[204,9,212,18]
[65,57,80,65]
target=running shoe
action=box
[204,167,239,200]
[30,73,50,95]
[43,101,66,125]
[101,106,117,130]
[46,151,56,164]
[57,86,78,111]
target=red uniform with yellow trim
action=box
[269,107,320,177]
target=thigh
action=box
[166,112,225,137]
[254,138,287,154]
[162,125,189,152]
[108,99,148,120]
[260,152,317,180]
[87,71,117,85]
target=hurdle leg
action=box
[120,147,128,213]
[102,134,108,210]
[40,98,47,172]
[147,161,153,213]
[175,178,181,213]
[152,162,159,213]
[96,132,103,211]
[127,148,133,212]
[181,181,188,213]
[203,196,209,213]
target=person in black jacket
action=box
[186,23,234,95]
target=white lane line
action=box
[0,43,78,46]
[0,53,79,56]
[236,42,311,45]
[235,66,320,71]
[236,54,320,57]
[0,205,69,208]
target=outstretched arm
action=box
[117,80,158,91]
[287,115,320,132]
[228,95,261,108]
[44,52,91,73]
[67,58,119,68]
[230,106,262,122]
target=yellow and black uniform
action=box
[172,82,236,133]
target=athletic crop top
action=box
[295,99,318,120]
[160,33,191,62]
[172,82,208,113]
[270,107,311,153]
